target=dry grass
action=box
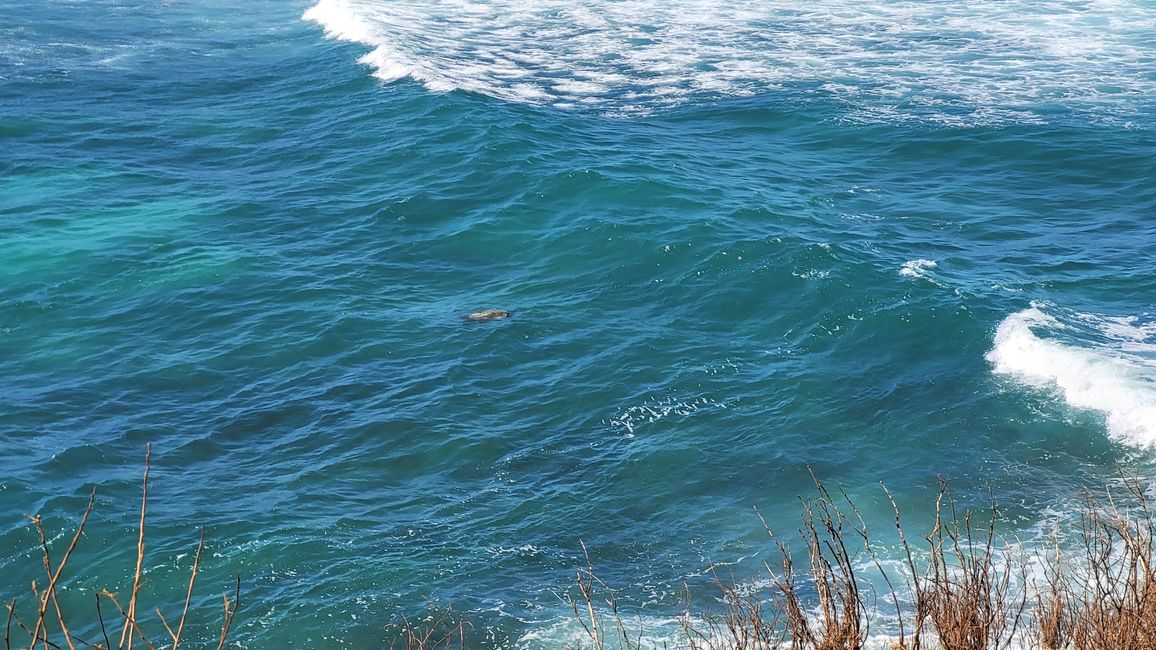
[387,609,474,650]
[11,456,1156,650]
[554,471,1156,650]
[1032,535,1069,650]
[917,483,1024,650]
[680,574,785,650]
[770,476,869,650]
[1063,471,1156,650]
[564,540,648,650]
[4,444,239,650]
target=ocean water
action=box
[2,0,1155,647]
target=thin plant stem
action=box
[121,444,150,650]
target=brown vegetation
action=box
[555,471,1156,650]
[4,444,239,650]
[9,452,1156,650]
[1063,474,1156,650]
[387,609,473,650]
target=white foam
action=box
[303,0,377,43]
[899,258,937,279]
[302,0,1156,122]
[986,304,1156,445]
[606,395,715,436]
[516,614,686,650]
[516,596,1030,650]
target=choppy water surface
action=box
[2,0,1155,646]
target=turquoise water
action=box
[3,0,1156,647]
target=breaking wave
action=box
[987,303,1156,445]
[304,0,1156,122]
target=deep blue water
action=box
[3,0,1156,647]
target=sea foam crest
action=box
[303,0,1156,121]
[899,259,937,279]
[987,304,1156,445]
[517,612,918,650]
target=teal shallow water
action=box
[3,0,1156,647]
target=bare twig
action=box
[215,575,240,650]
[121,443,150,650]
[27,489,96,650]
[94,595,110,650]
[166,527,205,650]
[6,599,16,650]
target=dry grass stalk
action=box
[14,455,1156,650]
[920,481,1025,650]
[883,480,1028,650]
[565,540,643,650]
[563,475,1031,650]
[681,575,785,650]
[4,599,13,649]
[394,472,1156,650]
[388,609,473,650]
[393,472,1156,650]
[97,589,153,649]
[120,443,151,650]
[915,478,1026,647]
[156,528,205,650]
[4,445,238,650]
[1031,534,1069,650]
[882,484,929,650]
[215,575,240,650]
[27,488,96,650]
[1062,472,1156,650]
[768,475,868,650]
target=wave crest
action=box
[304,0,1156,122]
[987,304,1156,445]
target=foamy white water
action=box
[304,0,1156,121]
[899,259,937,279]
[987,304,1156,445]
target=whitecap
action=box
[898,258,937,279]
[303,0,1156,122]
[986,304,1156,445]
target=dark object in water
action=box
[462,309,512,322]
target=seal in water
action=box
[462,309,511,322]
